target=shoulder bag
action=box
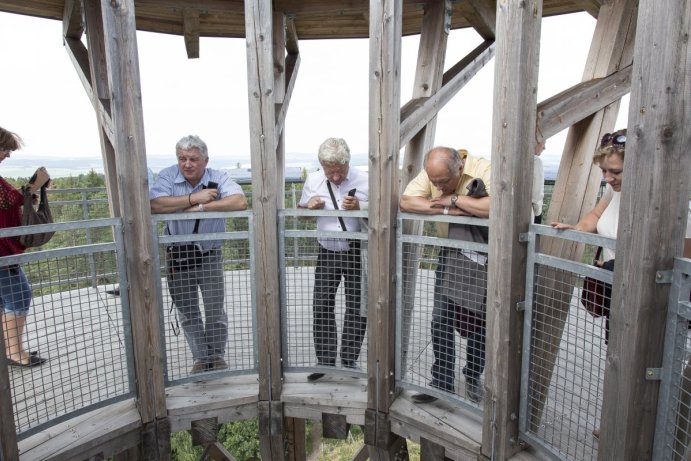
[20,186,55,248]
[581,247,613,317]
[166,219,204,271]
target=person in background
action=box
[0,127,49,367]
[400,147,491,404]
[533,140,545,224]
[150,135,247,374]
[299,137,368,382]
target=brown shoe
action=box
[592,427,600,438]
[209,357,228,371]
[190,361,208,374]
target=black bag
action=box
[20,186,55,248]
[166,243,204,271]
[581,247,614,318]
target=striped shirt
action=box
[150,165,244,250]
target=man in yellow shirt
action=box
[400,146,491,404]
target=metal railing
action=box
[0,219,133,439]
[654,257,691,460]
[519,224,616,461]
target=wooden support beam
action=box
[98,3,169,459]
[285,417,306,461]
[183,8,200,59]
[366,0,407,458]
[207,442,238,461]
[245,0,284,456]
[600,0,690,458]
[457,0,496,40]
[322,413,350,440]
[537,65,632,142]
[398,0,449,376]
[420,437,446,461]
[533,0,637,435]
[62,0,83,39]
[275,52,300,138]
[191,418,219,447]
[286,16,299,54]
[0,337,19,461]
[399,40,494,148]
[352,444,369,461]
[485,0,541,459]
[63,37,115,146]
[273,12,287,208]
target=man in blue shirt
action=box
[150,135,247,374]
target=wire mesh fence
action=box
[396,213,489,408]
[280,209,368,379]
[520,224,616,460]
[0,219,133,439]
[152,211,256,384]
[653,257,691,461]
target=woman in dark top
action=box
[0,127,49,367]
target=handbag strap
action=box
[326,181,347,232]
[595,246,602,261]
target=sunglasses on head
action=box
[601,132,626,148]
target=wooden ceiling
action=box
[0,0,600,40]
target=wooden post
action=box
[599,0,690,458]
[0,330,18,460]
[530,0,637,429]
[398,0,450,370]
[366,0,407,459]
[244,0,284,457]
[99,3,168,457]
[485,1,541,459]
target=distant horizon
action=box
[2,152,561,180]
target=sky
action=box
[0,9,628,178]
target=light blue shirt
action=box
[150,165,244,250]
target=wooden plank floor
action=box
[8,267,605,460]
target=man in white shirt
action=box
[299,138,368,382]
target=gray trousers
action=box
[167,248,227,361]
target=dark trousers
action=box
[431,249,487,392]
[313,243,366,366]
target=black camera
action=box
[204,181,219,190]
[347,188,356,197]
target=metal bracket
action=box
[646,368,661,380]
[516,301,525,312]
[656,270,673,284]
[518,232,530,243]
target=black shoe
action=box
[465,376,484,403]
[307,372,325,382]
[106,287,120,296]
[411,392,438,404]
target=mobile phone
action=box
[347,188,356,197]
[206,181,219,190]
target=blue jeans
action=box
[0,265,32,317]
[167,248,227,362]
[430,250,487,392]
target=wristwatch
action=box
[443,206,449,215]
[198,203,204,212]
[451,193,459,208]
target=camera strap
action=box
[326,181,347,232]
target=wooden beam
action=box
[273,12,287,209]
[484,0,541,458]
[99,2,168,457]
[207,442,238,461]
[191,418,218,447]
[600,0,690,458]
[183,8,200,59]
[62,0,83,39]
[533,0,637,435]
[398,0,448,378]
[420,437,446,461]
[456,0,496,40]
[286,16,299,54]
[322,413,350,440]
[399,40,494,148]
[352,444,369,461]
[63,37,115,146]
[285,417,306,461]
[0,336,19,461]
[537,65,632,142]
[245,0,284,457]
[275,52,300,138]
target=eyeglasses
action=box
[600,133,626,148]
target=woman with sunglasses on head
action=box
[551,128,626,438]
[0,127,49,367]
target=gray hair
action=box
[318,138,350,165]
[176,135,209,159]
[423,146,464,173]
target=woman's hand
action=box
[550,222,576,230]
[28,167,50,193]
